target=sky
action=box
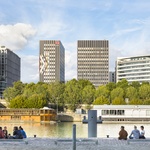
[0,0,150,83]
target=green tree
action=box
[93,96,109,105]
[116,79,129,90]
[82,85,95,104]
[143,99,150,105]
[106,82,116,93]
[130,81,141,90]
[9,95,26,108]
[112,97,126,105]
[139,84,150,100]
[129,99,143,105]
[63,79,81,111]
[111,87,124,101]
[95,85,109,99]
[126,86,138,101]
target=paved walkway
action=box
[0,138,150,150]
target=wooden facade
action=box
[0,107,56,122]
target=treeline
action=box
[3,79,150,111]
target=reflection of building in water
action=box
[93,105,150,122]
[0,107,56,122]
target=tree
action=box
[130,81,141,90]
[95,85,109,99]
[116,79,128,90]
[106,82,116,93]
[126,86,138,101]
[129,99,143,105]
[143,99,150,105]
[3,81,25,101]
[111,87,124,101]
[93,96,109,105]
[63,79,81,111]
[82,85,95,104]
[139,84,150,100]
[111,97,126,105]
[9,95,26,108]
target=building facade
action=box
[109,71,116,83]
[77,40,109,87]
[0,46,20,98]
[116,55,150,83]
[39,40,65,83]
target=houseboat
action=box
[93,105,150,123]
[0,107,56,123]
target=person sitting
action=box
[19,126,27,138]
[129,125,140,139]
[139,126,145,139]
[118,126,128,140]
[12,126,23,139]
[3,126,8,139]
[0,127,4,138]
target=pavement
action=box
[0,137,150,150]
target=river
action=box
[1,122,150,138]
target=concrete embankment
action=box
[0,137,150,150]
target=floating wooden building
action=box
[0,107,56,122]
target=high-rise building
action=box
[116,55,150,83]
[0,46,20,98]
[39,40,65,83]
[77,40,109,87]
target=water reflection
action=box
[0,122,150,138]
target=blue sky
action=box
[0,0,150,83]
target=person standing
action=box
[139,126,145,139]
[118,126,128,140]
[129,125,140,139]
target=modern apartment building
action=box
[77,40,109,87]
[116,55,150,83]
[39,40,65,83]
[0,46,20,98]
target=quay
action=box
[0,137,150,150]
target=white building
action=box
[116,55,150,83]
[93,105,150,122]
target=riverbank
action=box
[0,137,150,150]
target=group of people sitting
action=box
[0,126,27,139]
[118,125,145,140]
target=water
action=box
[1,122,150,138]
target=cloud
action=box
[65,48,77,81]
[21,55,39,83]
[0,23,36,50]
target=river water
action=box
[1,122,150,138]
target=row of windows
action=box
[102,110,125,115]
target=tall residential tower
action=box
[0,46,20,98]
[39,40,65,83]
[77,40,109,87]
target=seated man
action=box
[118,126,128,140]
[129,126,140,139]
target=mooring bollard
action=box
[88,110,97,138]
[73,124,76,150]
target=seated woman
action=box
[9,126,23,139]
[19,126,27,138]
[139,126,145,139]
